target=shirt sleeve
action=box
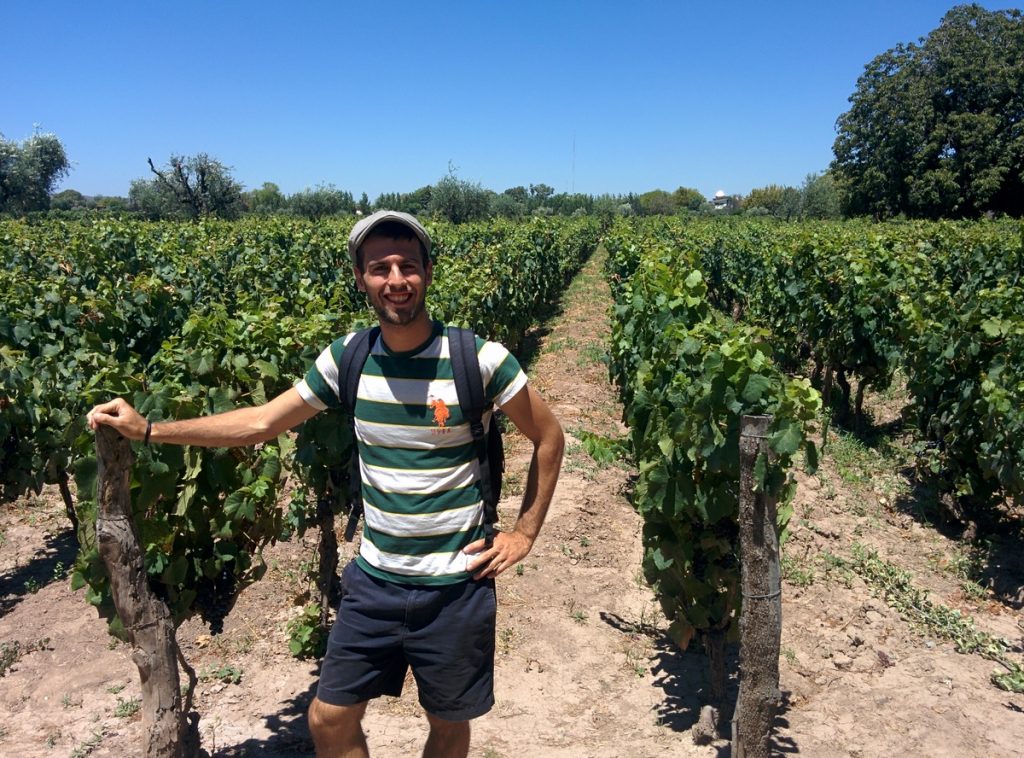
[295,335,349,411]
[478,339,528,408]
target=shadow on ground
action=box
[210,676,317,757]
[0,526,78,615]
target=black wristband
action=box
[144,419,153,446]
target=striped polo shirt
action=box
[295,320,528,586]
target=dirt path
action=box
[2,248,1023,757]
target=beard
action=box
[368,289,427,326]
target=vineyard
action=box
[1,215,1023,756]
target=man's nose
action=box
[387,264,408,286]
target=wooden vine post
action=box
[732,415,783,758]
[95,426,196,757]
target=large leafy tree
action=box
[833,4,1024,218]
[130,154,244,219]
[427,174,492,223]
[288,184,355,220]
[0,131,70,214]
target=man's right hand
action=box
[87,398,148,440]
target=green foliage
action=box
[427,173,493,223]
[612,215,1024,516]
[130,154,244,220]
[840,543,1024,692]
[1,215,600,647]
[605,221,820,650]
[743,185,802,220]
[373,186,432,216]
[578,430,630,466]
[199,663,243,684]
[833,5,1024,218]
[245,182,287,215]
[113,696,141,718]
[0,130,70,215]
[287,602,328,659]
[800,172,841,220]
[288,184,355,220]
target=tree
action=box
[800,172,842,219]
[832,5,1024,218]
[528,183,554,206]
[131,154,244,219]
[245,182,286,215]
[672,186,707,212]
[489,192,526,218]
[374,186,432,216]
[0,131,70,214]
[289,184,355,220]
[50,188,87,211]
[427,174,491,223]
[637,190,675,216]
[744,185,796,218]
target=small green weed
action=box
[69,727,104,758]
[565,598,588,624]
[105,683,125,694]
[200,664,243,684]
[781,555,815,588]
[287,603,328,659]
[840,543,1024,693]
[1,637,50,677]
[578,429,631,466]
[113,696,141,718]
[578,343,607,367]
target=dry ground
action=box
[2,249,1023,757]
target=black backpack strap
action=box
[448,327,497,546]
[337,326,379,542]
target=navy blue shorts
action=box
[316,560,497,721]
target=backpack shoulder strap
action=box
[448,327,498,543]
[336,326,379,541]
[448,327,486,425]
[337,326,379,413]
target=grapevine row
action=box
[0,215,601,632]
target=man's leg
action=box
[422,711,470,758]
[308,697,369,758]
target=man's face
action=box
[354,235,432,327]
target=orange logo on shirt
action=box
[430,398,451,428]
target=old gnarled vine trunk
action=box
[95,426,198,757]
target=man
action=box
[87,210,565,758]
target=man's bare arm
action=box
[87,387,320,448]
[464,384,564,579]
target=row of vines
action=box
[645,216,1023,519]
[602,215,1023,710]
[0,215,601,638]
[602,222,820,710]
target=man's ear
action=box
[353,266,366,293]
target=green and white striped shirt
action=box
[296,321,527,586]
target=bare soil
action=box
[2,250,1023,757]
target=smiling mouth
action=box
[384,291,413,305]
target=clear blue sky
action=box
[3,1,1012,201]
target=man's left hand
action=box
[463,530,533,580]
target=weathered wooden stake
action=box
[731,415,782,758]
[95,426,195,757]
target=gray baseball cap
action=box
[347,210,432,265]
